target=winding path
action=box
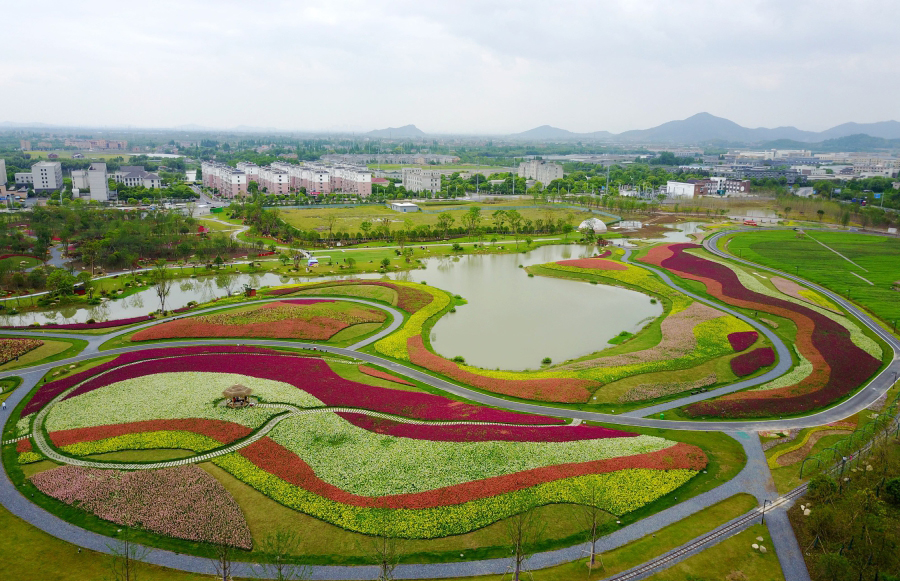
[2,229,897,579]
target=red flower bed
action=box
[643,244,881,417]
[48,419,252,448]
[2,315,153,331]
[277,299,335,305]
[640,245,676,266]
[597,250,612,258]
[238,438,706,509]
[555,258,627,271]
[408,336,595,403]
[338,413,632,442]
[358,365,415,386]
[22,346,278,416]
[0,253,36,261]
[17,439,32,453]
[265,281,434,313]
[727,331,758,352]
[27,347,568,426]
[730,347,775,376]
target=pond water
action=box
[1,245,662,371]
[644,221,707,243]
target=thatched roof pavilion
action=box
[223,384,253,408]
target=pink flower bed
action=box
[27,346,568,425]
[727,331,758,352]
[597,250,612,258]
[730,347,775,376]
[338,413,633,442]
[265,281,434,313]
[555,258,627,271]
[408,336,595,403]
[2,315,152,331]
[358,365,415,386]
[238,438,706,509]
[31,464,252,548]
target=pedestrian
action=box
[2,401,6,411]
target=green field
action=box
[280,201,600,235]
[725,230,900,329]
[0,255,40,270]
[24,151,132,162]
[366,164,511,171]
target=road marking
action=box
[851,272,874,285]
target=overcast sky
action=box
[3,0,898,134]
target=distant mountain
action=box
[366,124,426,138]
[508,113,900,145]
[0,121,56,128]
[507,125,613,140]
[816,120,900,140]
[173,123,214,131]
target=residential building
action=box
[87,163,111,201]
[258,165,290,195]
[0,159,6,187]
[517,160,563,186]
[20,140,31,151]
[201,161,248,198]
[111,166,161,189]
[31,161,64,192]
[236,162,260,184]
[401,168,441,193]
[71,169,89,189]
[15,173,34,187]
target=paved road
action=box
[3,230,894,578]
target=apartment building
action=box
[269,161,372,196]
[111,166,162,189]
[0,159,6,187]
[88,163,111,201]
[31,161,64,192]
[401,167,441,193]
[235,162,260,183]
[64,139,128,150]
[258,165,290,195]
[201,161,248,198]
[517,160,563,186]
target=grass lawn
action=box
[366,164,510,171]
[280,203,598,235]
[24,150,132,162]
[0,504,211,581]
[0,255,40,270]
[644,524,783,581]
[0,377,21,403]
[725,230,900,330]
[196,217,243,232]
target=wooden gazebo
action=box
[223,384,253,408]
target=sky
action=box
[2,0,899,134]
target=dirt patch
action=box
[776,429,851,466]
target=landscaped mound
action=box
[358,365,415,386]
[1,316,152,331]
[0,337,43,364]
[131,300,386,342]
[641,243,882,417]
[22,346,707,538]
[730,347,775,377]
[30,464,252,548]
[267,280,433,313]
[555,258,627,271]
[727,331,758,352]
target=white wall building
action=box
[666,181,697,198]
[389,202,419,212]
[71,169,89,190]
[112,166,162,189]
[401,168,441,193]
[0,159,6,187]
[518,160,563,186]
[15,172,33,187]
[31,161,64,192]
[88,163,111,201]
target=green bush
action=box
[885,477,900,506]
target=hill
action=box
[367,124,426,138]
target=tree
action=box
[360,220,372,240]
[841,211,851,227]
[561,222,574,240]
[210,543,236,581]
[380,257,391,270]
[80,239,101,275]
[576,478,607,573]
[506,210,523,249]
[461,206,482,239]
[107,527,151,581]
[817,209,825,222]
[492,209,507,234]
[369,508,401,581]
[215,271,238,297]
[258,529,310,581]
[504,503,544,581]
[47,268,76,297]
[278,253,290,267]
[76,271,93,299]
[436,212,455,239]
[325,215,338,243]
[149,259,172,313]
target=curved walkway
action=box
[2,232,895,578]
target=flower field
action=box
[2,315,152,330]
[729,347,775,377]
[769,276,840,313]
[31,465,252,548]
[131,300,386,342]
[0,338,43,364]
[554,258,627,271]
[641,243,882,417]
[727,331,758,352]
[358,365,415,386]
[20,346,707,539]
[267,280,433,313]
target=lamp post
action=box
[761,499,769,525]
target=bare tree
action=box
[211,543,236,581]
[576,477,606,574]
[150,259,172,314]
[504,503,545,581]
[368,507,401,581]
[259,529,310,581]
[107,526,151,581]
